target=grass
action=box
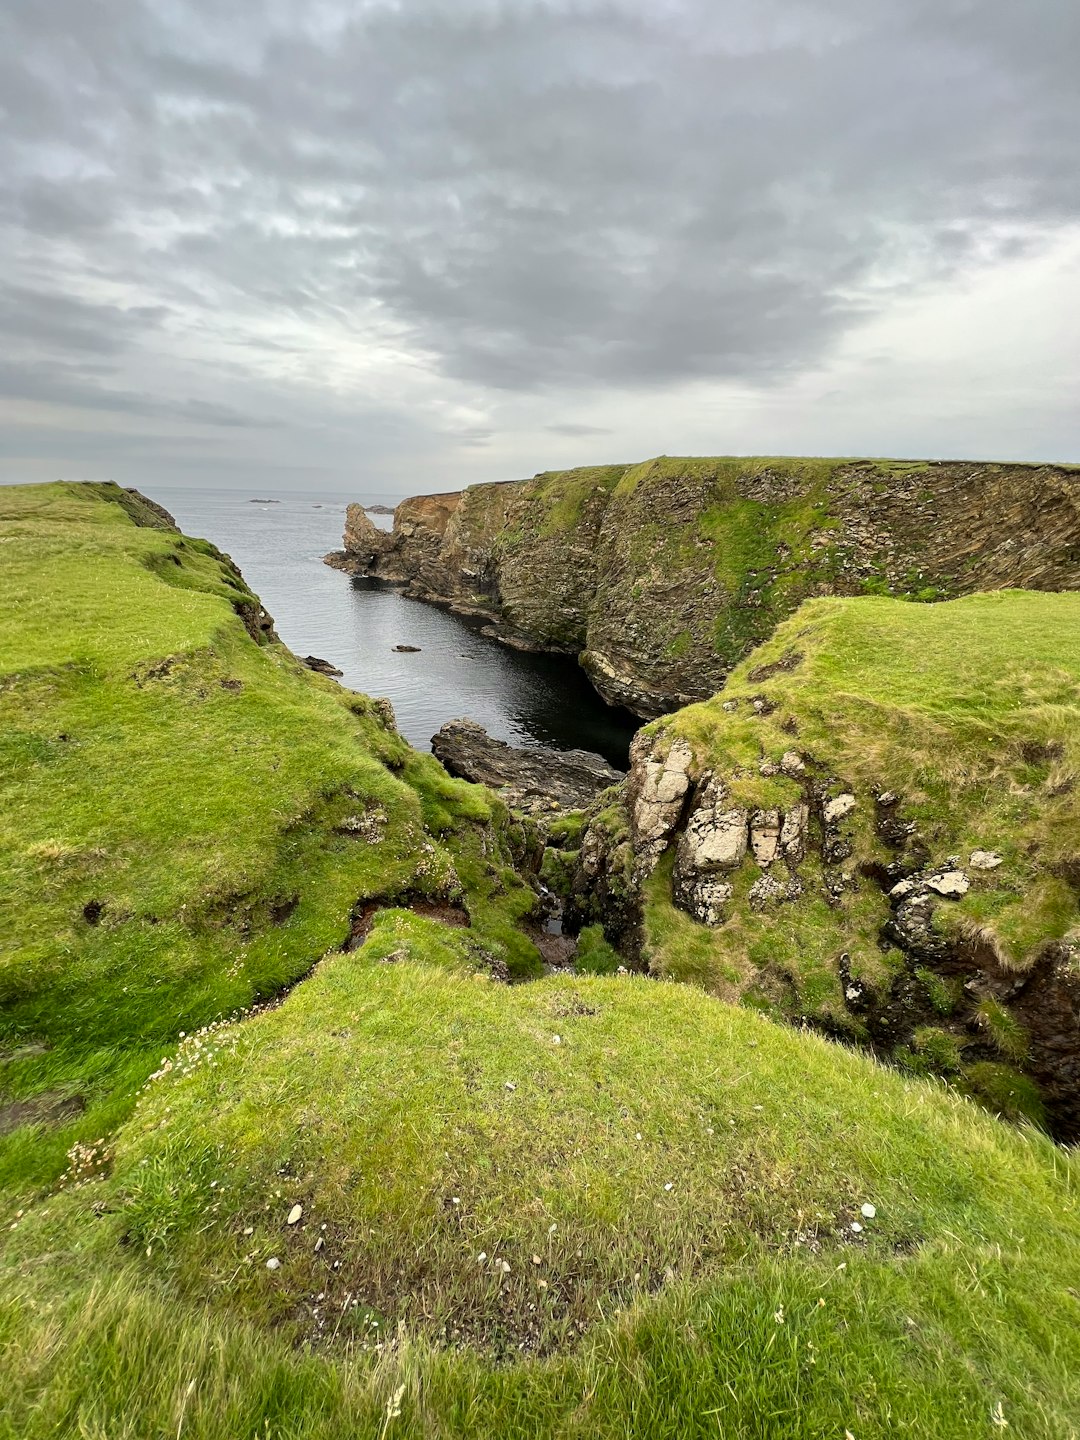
[0,482,541,1191]
[3,483,1080,1437]
[633,589,1080,1123]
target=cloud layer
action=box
[1,0,1078,490]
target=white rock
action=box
[970,850,1003,871]
[681,804,748,870]
[287,1204,303,1226]
[266,1257,281,1271]
[823,793,856,825]
[781,751,806,776]
[750,809,782,867]
[926,871,970,898]
[780,805,809,863]
[861,1203,876,1219]
[890,878,916,899]
[850,1222,863,1233]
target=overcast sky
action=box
[1,0,1078,496]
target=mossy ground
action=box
[0,483,541,1192]
[640,589,1080,1121]
[3,485,1079,1438]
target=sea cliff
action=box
[330,455,1080,715]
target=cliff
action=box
[560,588,1080,1140]
[5,481,1080,1436]
[330,455,1080,715]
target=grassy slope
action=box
[2,485,1079,1438]
[643,590,1080,1115]
[0,482,541,1189]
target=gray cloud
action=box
[0,0,1077,487]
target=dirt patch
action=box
[747,649,804,683]
[344,895,471,952]
[0,1089,85,1136]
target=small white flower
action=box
[774,1306,784,1324]
[991,1401,1008,1429]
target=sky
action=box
[1,0,1078,497]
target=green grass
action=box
[0,482,541,1191]
[4,483,1080,1438]
[634,589,1080,1121]
[4,967,1079,1437]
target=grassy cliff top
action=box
[3,484,1079,1439]
[0,482,541,1191]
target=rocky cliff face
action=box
[329,456,1080,717]
[558,589,1080,1140]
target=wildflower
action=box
[991,1401,1008,1429]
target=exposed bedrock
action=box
[431,719,624,818]
[571,716,1080,1143]
[327,456,1080,717]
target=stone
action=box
[780,805,809,864]
[748,874,802,910]
[926,870,970,898]
[266,1257,281,1271]
[750,810,782,867]
[674,876,734,927]
[287,1204,303,1225]
[301,655,344,677]
[628,733,695,867]
[432,719,623,818]
[780,751,806,776]
[679,802,748,872]
[890,878,917,899]
[970,850,1004,870]
[823,793,856,824]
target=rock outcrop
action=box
[564,589,1080,1141]
[431,719,623,817]
[328,456,1080,717]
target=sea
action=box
[145,485,639,768]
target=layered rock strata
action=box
[327,457,1080,716]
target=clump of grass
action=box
[974,998,1029,1062]
[574,924,621,975]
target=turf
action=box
[638,589,1080,1120]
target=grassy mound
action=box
[635,589,1080,1130]
[4,954,1079,1437]
[0,483,541,1191]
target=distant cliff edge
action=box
[327,456,1080,716]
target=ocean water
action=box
[146,485,639,768]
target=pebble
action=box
[266,1257,281,1270]
[287,1204,303,1225]
[861,1203,876,1219]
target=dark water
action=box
[146,486,639,768]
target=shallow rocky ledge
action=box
[431,719,624,816]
